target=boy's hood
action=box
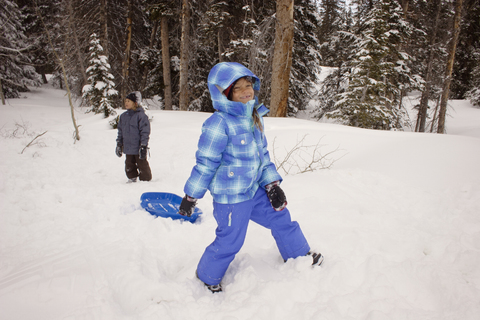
[126,106,144,114]
[207,62,268,117]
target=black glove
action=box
[139,145,148,160]
[115,143,123,157]
[178,195,197,217]
[265,181,287,211]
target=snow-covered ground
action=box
[1,84,480,320]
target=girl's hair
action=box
[227,76,263,132]
[253,107,263,133]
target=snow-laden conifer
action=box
[0,0,41,99]
[466,49,480,107]
[82,33,118,117]
[289,0,323,116]
[327,0,417,130]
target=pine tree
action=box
[82,33,118,117]
[18,0,62,84]
[451,0,480,98]
[198,0,322,117]
[465,48,480,106]
[437,0,464,134]
[196,1,277,112]
[327,0,415,130]
[289,0,322,116]
[201,1,265,65]
[0,0,41,99]
[410,0,449,132]
[317,0,350,66]
[315,0,354,120]
[185,0,218,112]
[202,1,234,62]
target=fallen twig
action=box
[21,131,47,154]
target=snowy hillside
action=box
[1,85,480,320]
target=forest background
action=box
[2,0,479,133]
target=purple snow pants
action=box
[196,187,310,286]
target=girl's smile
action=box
[231,78,254,103]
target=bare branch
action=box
[21,131,47,154]
[272,134,343,175]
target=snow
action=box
[1,84,480,320]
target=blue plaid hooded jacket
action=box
[184,62,282,204]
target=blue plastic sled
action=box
[140,192,202,223]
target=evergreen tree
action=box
[224,3,258,65]
[409,0,449,132]
[18,0,61,84]
[465,48,480,106]
[243,1,276,107]
[289,0,322,116]
[315,0,355,120]
[317,0,350,67]
[199,0,321,116]
[11,0,478,126]
[201,1,265,65]
[82,33,118,117]
[451,0,480,98]
[202,1,234,62]
[137,45,161,99]
[0,0,41,99]
[196,1,276,112]
[327,0,415,130]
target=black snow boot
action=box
[309,252,324,267]
[205,283,223,293]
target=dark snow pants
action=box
[125,154,152,181]
[196,187,310,286]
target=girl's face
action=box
[125,98,136,110]
[231,78,254,104]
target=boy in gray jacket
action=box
[116,92,152,182]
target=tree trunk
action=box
[430,97,440,132]
[416,0,441,132]
[68,0,88,87]
[140,19,159,93]
[179,0,190,111]
[401,0,409,16]
[0,78,5,105]
[437,0,463,134]
[36,4,80,141]
[270,0,294,117]
[100,0,109,57]
[41,72,48,84]
[161,16,173,110]
[121,0,133,103]
[218,29,224,62]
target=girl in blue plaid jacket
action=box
[179,62,323,293]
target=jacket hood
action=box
[208,62,265,117]
[126,106,144,114]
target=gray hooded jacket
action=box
[116,107,150,155]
